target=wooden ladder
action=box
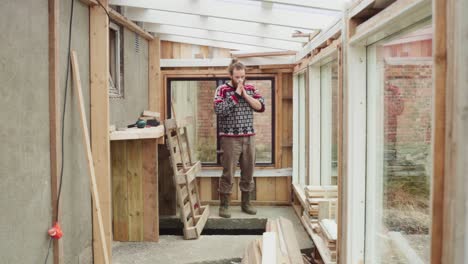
[164,119,210,239]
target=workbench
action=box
[110,126,164,241]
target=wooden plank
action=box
[180,43,193,59]
[111,141,129,241]
[234,51,297,58]
[194,205,210,236]
[109,126,165,141]
[48,0,62,262]
[279,217,303,264]
[108,8,154,40]
[197,168,292,177]
[199,177,212,202]
[142,139,158,241]
[79,0,98,5]
[275,177,290,202]
[262,232,277,264]
[431,0,446,262]
[142,110,161,118]
[149,37,162,115]
[276,73,283,169]
[161,41,173,59]
[127,140,144,241]
[256,178,276,201]
[70,51,110,264]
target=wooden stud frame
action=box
[431,0,468,263]
[90,0,112,262]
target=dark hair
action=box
[228,59,246,75]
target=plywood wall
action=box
[160,41,232,59]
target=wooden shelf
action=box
[109,125,164,141]
[197,168,292,177]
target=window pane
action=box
[366,24,433,263]
[320,59,339,186]
[170,80,218,164]
[246,79,273,164]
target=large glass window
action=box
[320,59,339,186]
[168,77,274,165]
[366,23,433,263]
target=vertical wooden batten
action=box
[148,36,162,117]
[48,0,62,262]
[430,0,446,262]
[90,0,111,262]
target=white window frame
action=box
[343,0,432,263]
[293,70,308,185]
[109,21,122,98]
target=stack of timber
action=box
[299,185,338,264]
[164,119,210,239]
[242,217,304,264]
[303,186,337,223]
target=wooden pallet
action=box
[164,119,210,239]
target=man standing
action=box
[213,59,265,218]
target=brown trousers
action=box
[218,136,255,194]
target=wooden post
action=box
[90,1,112,263]
[48,0,62,262]
[148,37,161,113]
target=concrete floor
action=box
[112,206,313,264]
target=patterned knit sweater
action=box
[213,82,265,137]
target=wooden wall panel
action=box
[196,176,291,205]
[161,41,231,59]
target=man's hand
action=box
[235,79,244,96]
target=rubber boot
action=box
[241,191,257,215]
[219,193,231,218]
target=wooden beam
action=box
[295,18,342,62]
[158,34,279,53]
[232,51,297,58]
[79,0,98,6]
[148,37,161,114]
[349,0,431,45]
[128,8,310,43]
[145,24,302,51]
[48,0,62,262]
[160,58,295,68]
[108,8,153,40]
[70,51,110,264]
[90,1,112,263]
[431,0,446,262]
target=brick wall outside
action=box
[383,62,433,176]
